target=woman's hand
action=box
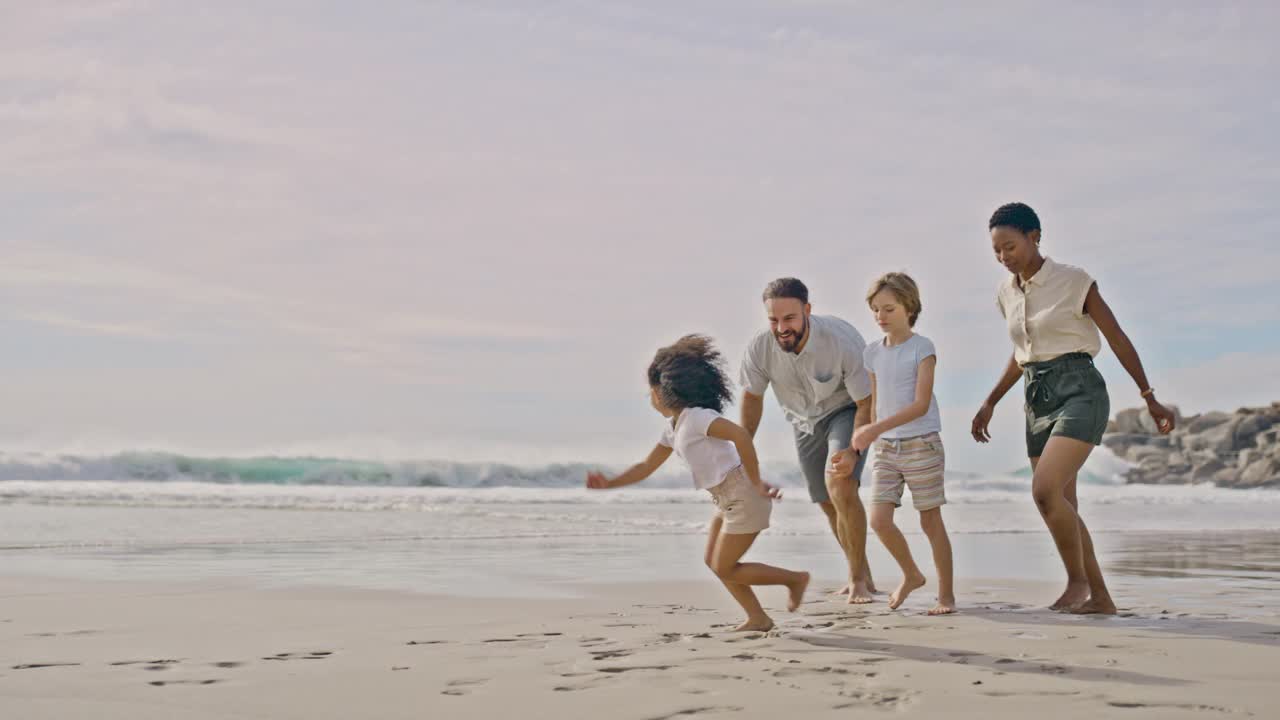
[1147,398,1177,434]
[586,470,611,489]
[971,402,994,443]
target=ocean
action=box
[3,450,1279,599]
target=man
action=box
[740,277,877,603]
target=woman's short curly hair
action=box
[988,202,1041,233]
[647,334,734,413]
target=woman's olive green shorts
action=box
[1023,352,1110,459]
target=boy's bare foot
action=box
[787,572,810,612]
[1049,581,1091,612]
[1069,596,1117,615]
[847,580,874,605]
[888,573,926,610]
[734,617,774,632]
[928,595,956,615]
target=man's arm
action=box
[852,395,872,438]
[741,391,765,439]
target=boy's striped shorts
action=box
[871,432,946,511]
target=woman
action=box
[971,202,1177,614]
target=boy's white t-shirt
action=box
[862,334,942,440]
[658,407,743,490]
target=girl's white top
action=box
[658,407,742,490]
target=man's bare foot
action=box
[847,580,874,605]
[1069,596,1117,615]
[928,595,956,615]
[1049,581,1091,612]
[888,573,926,610]
[787,572,810,612]
[733,617,774,632]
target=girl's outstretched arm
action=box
[1084,284,1177,433]
[586,444,673,489]
[705,418,781,499]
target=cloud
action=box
[0,2,1276,465]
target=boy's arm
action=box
[588,444,673,489]
[867,372,877,425]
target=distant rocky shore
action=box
[1102,403,1280,488]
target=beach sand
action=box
[2,572,1277,719]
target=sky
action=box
[2,1,1278,473]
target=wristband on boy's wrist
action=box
[1140,387,1156,400]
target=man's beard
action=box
[773,316,808,353]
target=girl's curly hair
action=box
[647,334,734,413]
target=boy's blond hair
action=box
[866,272,922,327]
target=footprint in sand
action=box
[262,651,334,661]
[149,679,222,687]
[212,662,244,669]
[656,632,712,645]
[833,690,915,710]
[110,659,182,667]
[27,630,101,638]
[597,665,674,674]
[643,706,744,720]
[1107,701,1234,713]
[12,663,80,670]
[440,678,489,695]
[406,640,449,646]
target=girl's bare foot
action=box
[734,617,774,632]
[1069,596,1117,615]
[1049,581,1091,612]
[928,595,956,615]
[847,580,874,605]
[787,572,810,612]
[888,573,926,610]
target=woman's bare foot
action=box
[1049,581,1091,612]
[733,617,774,632]
[1069,596,1117,615]
[847,580,874,605]
[928,595,956,615]
[787,572,810,612]
[833,583,852,597]
[888,573,926,610]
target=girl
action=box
[850,272,955,615]
[971,202,1177,614]
[587,334,809,631]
